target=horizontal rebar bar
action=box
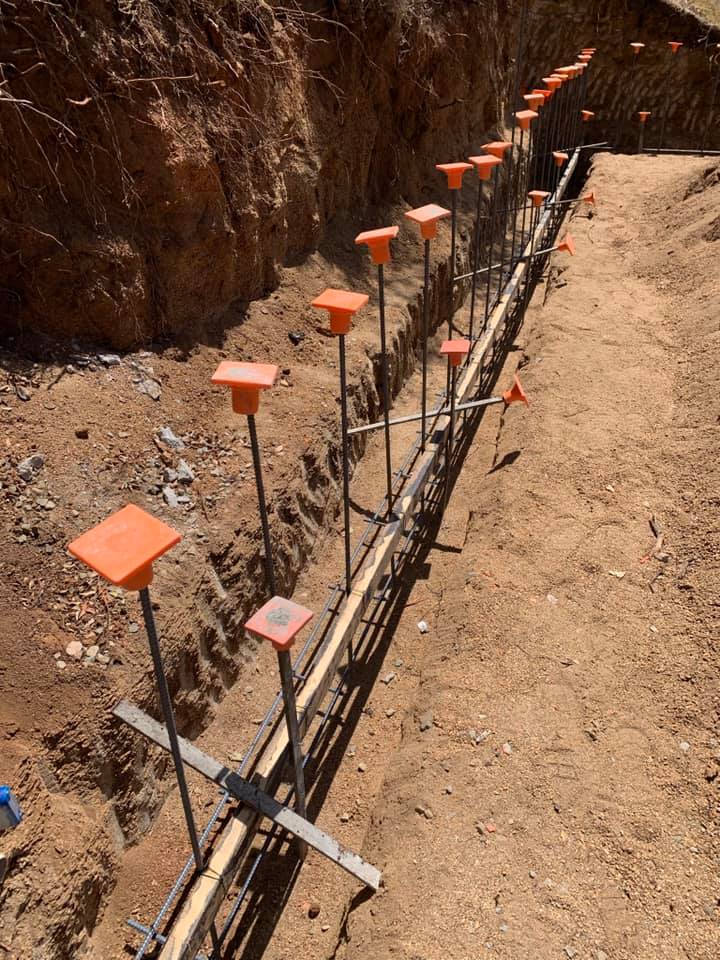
[348,395,505,437]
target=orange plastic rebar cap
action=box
[502,375,529,407]
[544,76,563,90]
[468,154,503,180]
[668,41,683,53]
[524,92,545,110]
[532,88,553,101]
[404,203,452,240]
[515,109,539,130]
[557,233,576,256]
[528,189,551,208]
[638,111,651,122]
[211,360,279,415]
[436,161,473,190]
[68,504,180,591]
[630,42,645,53]
[583,191,596,206]
[355,225,399,265]
[482,140,513,159]
[579,54,592,62]
[581,110,595,121]
[440,339,471,367]
[244,595,314,652]
[553,150,569,167]
[311,288,369,335]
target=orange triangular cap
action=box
[668,41,683,53]
[581,110,595,121]
[482,140,513,159]
[502,375,529,407]
[557,234,576,256]
[582,191,596,206]
[436,161,473,190]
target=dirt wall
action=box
[0,0,512,348]
[525,0,720,152]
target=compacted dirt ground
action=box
[2,152,719,958]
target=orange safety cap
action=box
[557,233,576,256]
[638,111,651,123]
[468,154,503,180]
[355,225,399,266]
[244,595,314,652]
[579,54,592,62]
[211,360,278,415]
[544,76,563,90]
[404,203,452,241]
[581,110,595,121]
[436,161,473,191]
[581,48,597,54]
[311,288,369,336]
[630,42,645,54]
[528,189,551,208]
[68,504,180,591]
[532,88,553,101]
[524,92,545,110]
[502,375,529,407]
[515,109,539,131]
[482,140,513,159]
[668,41,683,54]
[582,191,596,206]
[440,339,471,367]
[553,150,569,167]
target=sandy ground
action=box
[195,153,718,960]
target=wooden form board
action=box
[157,150,580,960]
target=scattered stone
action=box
[0,852,7,884]
[163,467,178,483]
[65,640,83,661]
[485,821,497,833]
[608,570,626,579]
[36,498,56,511]
[158,426,184,450]
[394,658,404,668]
[679,740,691,754]
[17,454,45,482]
[15,385,31,401]
[357,762,367,773]
[347,746,356,757]
[415,804,434,820]
[385,708,396,718]
[75,427,89,440]
[499,923,508,933]
[419,711,433,732]
[502,742,513,756]
[417,620,429,634]
[56,660,66,670]
[98,353,121,367]
[96,653,110,666]
[288,331,305,346]
[445,785,453,795]
[596,951,608,960]
[128,623,140,634]
[381,671,396,685]
[564,948,577,959]
[163,485,180,508]
[135,376,162,400]
[176,459,195,484]
[546,593,559,605]
[85,644,99,662]
[321,923,330,933]
[339,813,351,823]
[307,901,321,919]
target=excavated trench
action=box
[1,0,719,957]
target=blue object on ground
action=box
[0,787,22,830]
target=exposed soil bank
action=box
[0,0,511,347]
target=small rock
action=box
[445,785,453,795]
[546,593,559,604]
[163,467,178,483]
[381,671,396,685]
[75,428,89,440]
[502,742,513,756]
[596,951,608,960]
[136,376,162,400]
[17,454,45,482]
[0,852,7,884]
[485,821,497,833]
[56,660,66,670]
[128,623,140,634]
[499,923,508,933]
[15,385,31,401]
[679,740,691,754]
[288,331,305,346]
[529,869,537,879]
[564,948,577,959]
[158,426,184,450]
[321,924,330,933]
[96,653,110,665]
[339,812,351,823]
[385,708,396,718]
[394,658,404,668]
[307,901,321,919]
[65,640,83,661]
[85,644,99,661]
[176,459,195,484]
[415,804,434,820]
[357,762,367,773]
[419,711,433,732]
[36,498,56,510]
[417,620,429,634]
[98,353,121,366]
[163,485,180,508]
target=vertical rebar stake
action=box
[338,335,352,595]
[377,264,394,519]
[248,413,277,595]
[483,164,500,334]
[443,363,457,509]
[276,647,308,859]
[468,178,484,346]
